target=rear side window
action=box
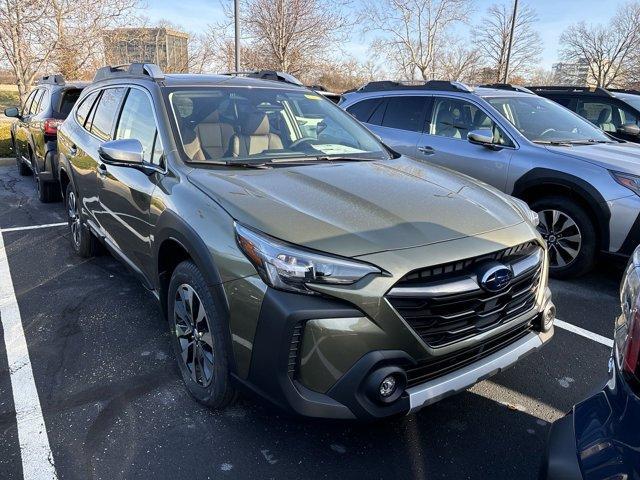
[22,89,37,114]
[381,96,428,132]
[59,89,83,117]
[75,91,99,127]
[90,88,126,141]
[115,88,159,163]
[346,98,382,123]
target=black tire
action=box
[530,196,596,278]
[65,183,96,258]
[37,178,61,203]
[167,260,236,409]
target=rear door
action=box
[98,87,163,280]
[417,96,515,190]
[346,95,430,157]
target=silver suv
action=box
[341,81,640,278]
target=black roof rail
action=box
[355,80,474,93]
[220,70,304,86]
[527,85,613,97]
[38,74,65,86]
[93,63,165,83]
[608,88,640,95]
[479,83,534,94]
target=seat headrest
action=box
[597,108,612,124]
[241,112,270,135]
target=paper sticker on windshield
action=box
[305,94,321,100]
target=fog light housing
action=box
[379,375,397,398]
[543,303,556,331]
[365,367,407,405]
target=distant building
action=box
[104,27,189,73]
[552,60,590,86]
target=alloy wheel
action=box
[173,284,215,387]
[67,190,81,247]
[537,209,582,268]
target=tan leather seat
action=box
[183,111,235,161]
[230,112,283,157]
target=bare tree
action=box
[474,1,542,83]
[0,0,57,103]
[360,0,473,81]
[439,41,482,83]
[221,0,352,76]
[559,1,640,87]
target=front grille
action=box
[287,323,304,378]
[387,242,542,348]
[405,320,534,388]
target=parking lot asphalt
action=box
[0,158,620,480]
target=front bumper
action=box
[235,286,554,420]
[608,194,640,256]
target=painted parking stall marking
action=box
[0,222,67,233]
[0,229,58,480]
[554,318,614,348]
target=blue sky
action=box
[146,0,621,69]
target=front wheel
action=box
[530,196,596,278]
[168,261,236,409]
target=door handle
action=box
[98,163,107,176]
[418,146,435,155]
[68,145,78,157]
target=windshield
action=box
[486,96,611,144]
[166,87,389,164]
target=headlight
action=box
[235,223,381,294]
[510,197,539,226]
[611,171,640,196]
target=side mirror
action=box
[98,139,144,166]
[4,107,20,118]
[467,129,495,147]
[618,123,640,136]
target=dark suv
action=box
[5,74,86,202]
[57,63,553,420]
[530,86,640,143]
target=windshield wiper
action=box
[190,160,272,169]
[533,140,573,146]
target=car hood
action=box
[546,142,640,174]
[188,157,525,257]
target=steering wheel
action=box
[539,128,557,138]
[288,137,318,150]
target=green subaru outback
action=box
[57,64,555,420]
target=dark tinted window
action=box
[381,96,428,132]
[90,87,126,140]
[346,98,381,123]
[553,97,571,108]
[115,88,158,163]
[59,89,83,117]
[75,91,99,127]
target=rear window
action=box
[59,89,83,117]
[75,91,99,127]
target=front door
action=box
[417,96,515,191]
[98,87,163,280]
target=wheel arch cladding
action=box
[154,210,228,321]
[513,168,611,251]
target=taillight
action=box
[43,118,63,135]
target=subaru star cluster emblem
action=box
[477,262,514,293]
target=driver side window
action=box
[429,98,513,146]
[115,88,161,164]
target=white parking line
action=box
[0,222,66,233]
[0,230,58,479]
[555,318,614,348]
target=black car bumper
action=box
[541,412,583,480]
